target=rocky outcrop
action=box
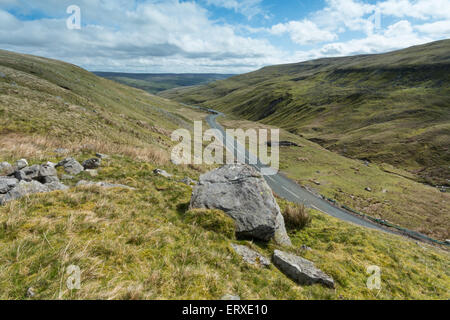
[0,162,14,176]
[272,250,334,288]
[231,244,270,267]
[190,164,291,246]
[56,158,84,175]
[1,180,50,204]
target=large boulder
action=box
[0,177,18,194]
[15,165,41,181]
[190,164,291,245]
[56,158,84,175]
[272,250,335,288]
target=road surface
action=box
[205,111,392,233]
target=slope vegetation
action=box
[161,40,450,186]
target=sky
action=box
[0,0,449,73]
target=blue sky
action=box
[0,0,449,73]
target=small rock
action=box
[82,158,101,170]
[95,153,109,159]
[15,159,28,170]
[39,164,57,178]
[61,174,74,180]
[45,181,69,191]
[154,169,172,178]
[231,244,271,268]
[26,287,35,298]
[221,294,240,300]
[41,176,60,184]
[273,250,334,288]
[56,158,84,175]
[365,187,372,192]
[382,189,387,194]
[445,239,450,245]
[44,161,57,168]
[301,245,312,251]
[0,162,15,176]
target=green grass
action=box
[160,39,450,186]
[0,49,448,300]
[0,154,448,300]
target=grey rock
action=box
[45,181,69,191]
[15,165,41,181]
[0,177,18,194]
[39,164,57,177]
[1,180,50,204]
[154,169,172,178]
[44,161,57,168]
[57,158,84,175]
[365,187,372,192]
[26,287,35,298]
[76,180,134,190]
[190,164,291,245]
[301,245,313,251]
[273,250,334,288]
[82,158,101,169]
[0,162,14,176]
[231,244,270,267]
[41,175,60,184]
[445,239,450,245]
[61,174,74,180]
[15,159,28,170]
[221,294,241,300]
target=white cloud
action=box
[416,20,450,37]
[205,0,264,19]
[270,20,337,45]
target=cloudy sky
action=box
[0,0,449,73]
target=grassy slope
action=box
[94,72,234,94]
[0,50,449,300]
[218,117,449,240]
[160,40,450,186]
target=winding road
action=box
[205,110,392,234]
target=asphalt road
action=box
[205,111,391,233]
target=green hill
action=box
[0,50,448,300]
[160,40,450,186]
[94,72,234,94]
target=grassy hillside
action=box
[94,72,233,94]
[0,50,448,300]
[161,40,450,186]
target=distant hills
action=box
[94,72,234,94]
[160,40,450,186]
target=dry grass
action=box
[282,203,311,231]
[0,133,169,165]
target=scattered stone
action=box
[56,158,84,175]
[365,187,372,192]
[301,245,313,251]
[154,169,172,178]
[82,158,101,170]
[61,174,74,180]
[0,177,18,194]
[76,180,134,190]
[382,189,388,194]
[179,177,197,186]
[231,244,270,268]
[26,287,35,298]
[190,164,291,246]
[0,162,14,176]
[95,153,109,159]
[44,161,57,168]
[272,250,334,288]
[221,294,241,300]
[15,159,28,170]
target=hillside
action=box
[0,50,449,300]
[160,40,450,186]
[94,72,233,94]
